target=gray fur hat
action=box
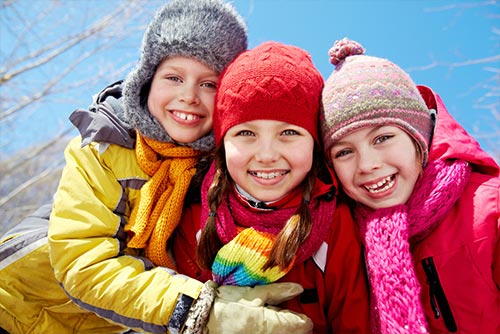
[122,0,248,149]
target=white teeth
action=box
[364,175,395,193]
[250,171,287,179]
[173,111,199,121]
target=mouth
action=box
[248,170,289,179]
[363,174,395,193]
[172,110,202,121]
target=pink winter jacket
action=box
[413,86,500,333]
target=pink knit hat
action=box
[214,41,324,144]
[321,38,433,165]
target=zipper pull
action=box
[422,257,441,319]
[421,257,458,332]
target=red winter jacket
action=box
[412,86,500,333]
[174,199,370,334]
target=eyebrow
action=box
[332,126,386,148]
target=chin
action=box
[170,134,200,144]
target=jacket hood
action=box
[69,80,136,149]
[418,85,499,176]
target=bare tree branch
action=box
[1,40,121,121]
[0,0,162,231]
[1,1,135,85]
[406,54,500,72]
[0,159,64,208]
[424,0,497,12]
[2,127,73,177]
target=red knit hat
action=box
[214,41,324,144]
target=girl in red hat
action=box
[175,41,371,333]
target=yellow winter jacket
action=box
[0,136,203,334]
[0,82,206,333]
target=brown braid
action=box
[263,160,316,270]
[196,145,227,269]
[263,146,323,270]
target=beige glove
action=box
[213,282,313,333]
[184,281,312,334]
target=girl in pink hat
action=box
[321,38,500,334]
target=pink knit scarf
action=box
[355,159,471,334]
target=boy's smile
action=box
[147,56,219,143]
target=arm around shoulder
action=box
[48,137,205,332]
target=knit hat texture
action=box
[321,38,433,164]
[214,41,324,144]
[123,0,248,144]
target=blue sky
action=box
[236,0,499,155]
[1,0,499,158]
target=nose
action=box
[179,83,200,105]
[357,148,381,173]
[255,138,279,163]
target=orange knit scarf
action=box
[125,131,203,269]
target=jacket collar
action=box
[418,85,499,176]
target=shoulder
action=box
[62,137,147,193]
[419,171,499,254]
[314,203,363,270]
[458,171,500,227]
[327,203,360,244]
[461,171,500,210]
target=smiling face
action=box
[329,125,422,209]
[147,56,219,143]
[224,120,314,202]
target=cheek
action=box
[147,99,156,118]
[291,141,313,166]
[333,164,355,193]
[202,117,214,133]
[200,90,216,116]
[294,139,314,166]
[146,84,162,117]
[205,95,216,114]
[224,143,245,170]
[225,150,248,186]
[409,162,422,189]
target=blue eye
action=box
[236,130,254,136]
[166,76,181,82]
[334,149,352,158]
[282,129,299,136]
[374,134,394,144]
[201,81,217,89]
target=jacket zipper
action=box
[421,257,457,332]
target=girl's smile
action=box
[362,174,396,194]
[224,120,314,203]
[248,169,289,180]
[330,126,421,209]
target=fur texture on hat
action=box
[214,41,324,144]
[321,38,433,165]
[123,0,247,146]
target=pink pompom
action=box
[328,37,365,65]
